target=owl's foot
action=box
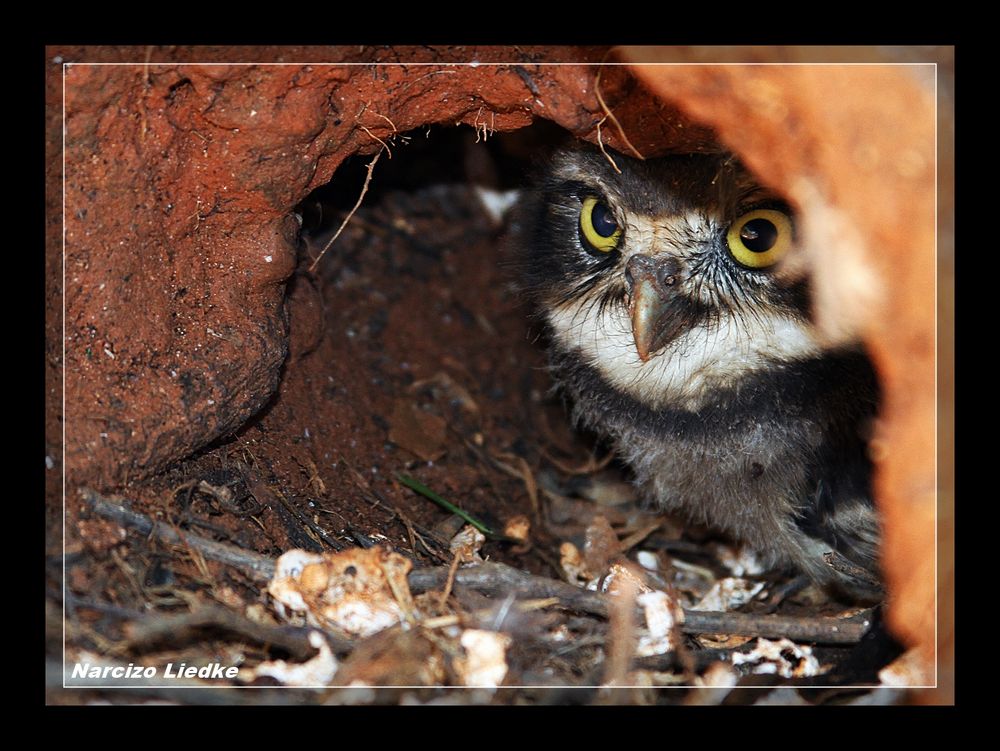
[821,550,885,604]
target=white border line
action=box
[58,55,944,694]
[61,59,68,693]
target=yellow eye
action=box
[580,196,622,254]
[725,208,793,269]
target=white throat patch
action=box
[547,299,820,411]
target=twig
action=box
[341,466,451,560]
[616,521,662,554]
[604,567,638,686]
[125,603,353,657]
[81,491,873,645]
[438,551,462,610]
[492,452,540,522]
[308,148,383,273]
[823,551,884,592]
[394,506,449,563]
[162,512,214,582]
[65,594,146,621]
[408,560,610,616]
[472,106,496,143]
[408,561,873,645]
[109,547,146,602]
[358,125,392,158]
[539,446,614,476]
[680,610,873,645]
[595,116,620,174]
[761,575,811,614]
[81,489,276,582]
[491,592,517,632]
[421,597,559,632]
[594,65,644,161]
[245,477,347,551]
[371,111,398,133]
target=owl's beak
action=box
[625,254,678,363]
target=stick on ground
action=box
[81,490,873,645]
[125,604,353,657]
[81,489,276,582]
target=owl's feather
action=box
[512,145,881,600]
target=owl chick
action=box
[513,145,881,600]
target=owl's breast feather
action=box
[550,343,880,596]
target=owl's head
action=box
[512,145,822,411]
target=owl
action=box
[512,145,882,601]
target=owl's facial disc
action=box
[625,254,681,362]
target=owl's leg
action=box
[788,513,884,604]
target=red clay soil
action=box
[45,46,952,703]
[56,47,715,490]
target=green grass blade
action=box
[396,473,504,539]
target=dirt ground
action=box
[48,124,914,705]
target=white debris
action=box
[715,544,767,577]
[636,550,659,571]
[690,578,766,612]
[450,525,486,563]
[455,629,511,688]
[267,547,413,638]
[548,624,571,642]
[701,661,738,689]
[560,542,590,586]
[731,638,824,678]
[752,687,811,706]
[247,631,338,687]
[636,590,685,656]
[684,662,738,705]
[841,687,908,705]
[473,186,520,226]
[592,561,653,595]
[878,648,935,687]
[503,515,530,544]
